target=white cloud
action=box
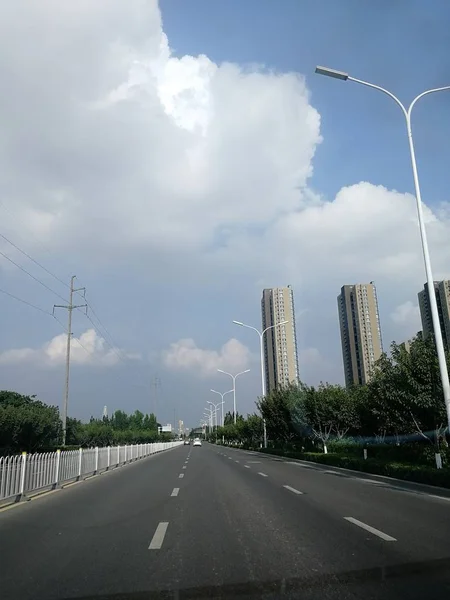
[0,329,138,367]
[0,0,450,402]
[162,338,251,377]
[0,0,321,262]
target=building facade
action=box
[261,286,300,393]
[418,280,450,351]
[338,282,383,387]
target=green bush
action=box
[326,439,450,467]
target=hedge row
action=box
[326,439,450,466]
[259,448,450,489]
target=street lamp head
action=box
[233,320,244,326]
[242,369,251,374]
[279,320,289,326]
[217,369,229,375]
[315,65,348,81]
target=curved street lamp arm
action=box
[348,76,407,117]
[408,85,450,117]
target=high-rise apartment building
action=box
[261,286,299,392]
[418,281,450,351]
[338,282,383,387]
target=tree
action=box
[367,333,449,448]
[111,410,129,430]
[143,413,158,431]
[0,391,62,454]
[129,410,144,430]
[257,383,307,444]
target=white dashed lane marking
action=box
[149,522,169,549]
[283,485,303,495]
[344,517,396,542]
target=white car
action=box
[193,438,202,447]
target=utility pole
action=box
[152,375,161,416]
[53,275,87,446]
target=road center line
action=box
[149,522,169,549]
[235,460,239,463]
[182,466,186,469]
[258,472,268,477]
[344,517,396,541]
[171,488,179,497]
[244,465,250,469]
[283,485,303,495]
[179,473,184,478]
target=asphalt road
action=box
[1,442,450,599]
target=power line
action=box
[0,231,69,290]
[0,287,52,316]
[75,290,127,362]
[0,223,127,368]
[85,312,128,364]
[0,248,68,303]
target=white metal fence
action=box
[0,442,182,505]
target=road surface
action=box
[1,443,450,599]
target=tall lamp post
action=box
[315,65,450,432]
[207,401,221,429]
[233,320,289,448]
[210,389,234,427]
[217,369,250,424]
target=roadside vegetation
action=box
[209,333,450,488]
[0,392,168,455]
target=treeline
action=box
[211,333,449,460]
[67,410,170,447]
[0,391,169,455]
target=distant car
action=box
[193,438,202,447]
[184,439,190,445]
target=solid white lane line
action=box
[283,485,303,495]
[258,472,268,477]
[171,488,180,497]
[358,478,386,486]
[244,465,250,469]
[179,474,184,479]
[149,522,169,549]
[428,494,450,502]
[344,517,396,542]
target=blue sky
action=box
[0,0,449,427]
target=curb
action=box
[258,451,450,499]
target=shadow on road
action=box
[66,554,450,599]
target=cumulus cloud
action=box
[0,329,139,367]
[162,338,251,377]
[1,0,449,397]
[0,0,321,263]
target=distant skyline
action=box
[0,1,449,426]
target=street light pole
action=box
[315,66,450,432]
[233,320,289,448]
[210,389,234,427]
[207,401,220,429]
[217,369,250,424]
